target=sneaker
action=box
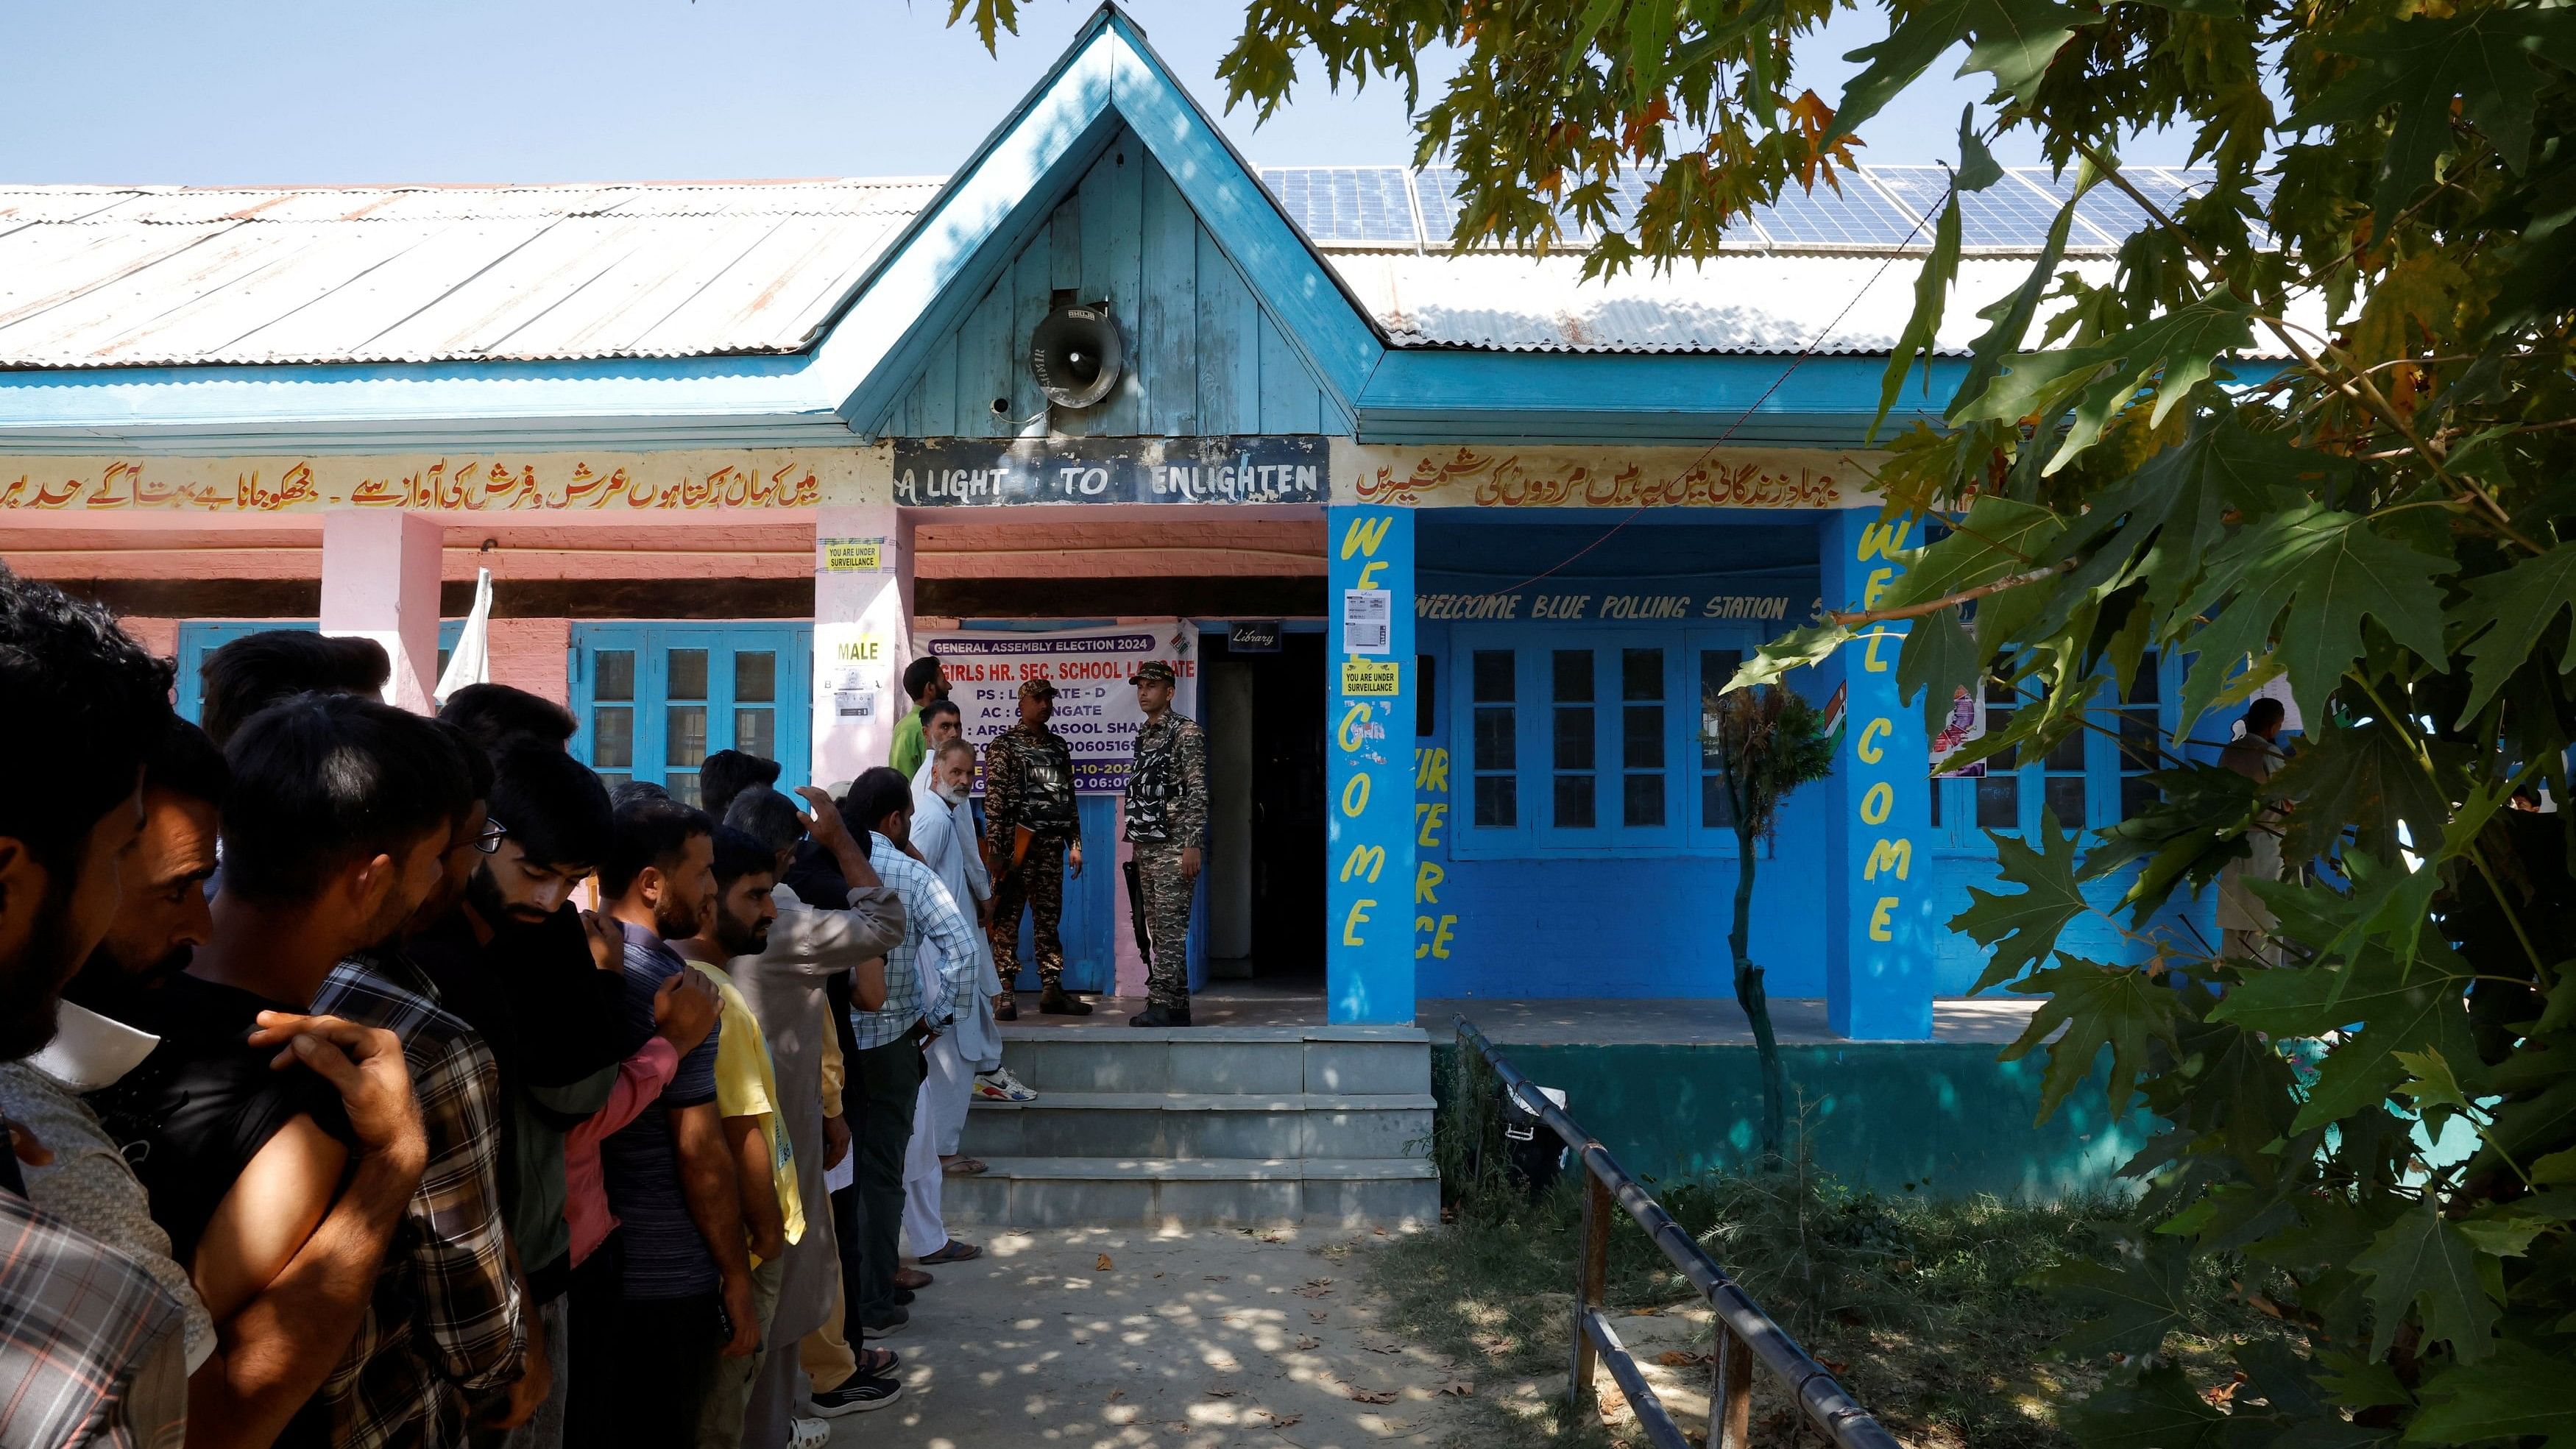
[977,1068,1037,1102]
[811,1375,905,1416]
[788,1416,834,1446]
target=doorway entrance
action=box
[1203,626,1326,982]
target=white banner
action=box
[923,622,1198,793]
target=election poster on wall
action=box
[922,622,1198,793]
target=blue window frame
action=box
[568,623,813,806]
[1449,621,1769,859]
[174,619,463,724]
[1931,650,2177,847]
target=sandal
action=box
[918,1239,983,1265]
[941,1157,988,1177]
[857,1347,899,1377]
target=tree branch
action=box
[1825,561,2075,626]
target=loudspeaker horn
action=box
[1028,302,1124,409]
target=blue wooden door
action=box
[567,623,813,805]
[174,620,463,724]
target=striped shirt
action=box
[311,952,527,1449]
[0,1189,185,1449]
[849,839,980,1052]
[598,924,723,1300]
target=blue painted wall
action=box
[881,124,1337,441]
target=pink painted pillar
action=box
[810,504,915,793]
[321,509,442,713]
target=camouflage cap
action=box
[1017,677,1058,699]
[1130,660,1178,686]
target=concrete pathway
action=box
[827,1226,1471,1448]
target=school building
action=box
[1,5,2238,1189]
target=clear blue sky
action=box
[0,1,2193,185]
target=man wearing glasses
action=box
[399,740,632,1448]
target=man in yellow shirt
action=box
[676,829,804,1449]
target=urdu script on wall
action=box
[1334,444,1883,509]
[0,452,850,512]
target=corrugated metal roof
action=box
[0,166,2279,369]
[0,180,940,368]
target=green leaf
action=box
[2082,762,2260,926]
[1824,0,2092,147]
[1956,105,2004,191]
[2033,1234,2198,1360]
[1956,294,2256,472]
[1723,621,1852,691]
[2287,974,2481,1134]
[2447,541,2576,724]
[2352,1201,2502,1362]
[2003,956,2179,1122]
[2268,719,2460,870]
[1953,810,2089,991]
[2290,10,2576,222]
[1897,604,1981,735]
[2211,936,2470,1038]
[2176,506,2454,732]
[2393,1048,2474,1116]
[2062,1364,2226,1449]
[1879,496,2067,614]
[2532,1146,2576,1185]
[1871,188,1964,439]
[2405,1342,2576,1445]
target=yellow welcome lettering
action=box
[1857,521,1906,561]
[1864,838,1912,881]
[1340,514,1394,559]
[1861,782,1894,825]
[1342,899,1376,946]
[1869,896,1898,941]
[1340,843,1387,883]
[1856,718,1890,765]
[1340,773,1371,817]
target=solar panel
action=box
[1260,166,1419,244]
[2003,170,2129,246]
[1749,177,1928,246]
[1412,167,1462,243]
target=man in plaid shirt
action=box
[0,570,189,1448]
[835,769,979,1339]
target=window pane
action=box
[1701,648,1744,699]
[1621,648,1663,701]
[592,707,634,768]
[2121,775,2161,820]
[1554,706,1593,770]
[1701,773,1738,829]
[2119,709,2161,763]
[1473,650,1515,703]
[666,770,700,809]
[1552,649,1594,702]
[1624,773,1664,827]
[1473,707,1515,772]
[595,771,631,791]
[668,648,710,700]
[1554,773,1596,829]
[734,651,776,704]
[1976,775,2020,829]
[1928,779,1944,830]
[1473,775,1517,829]
[735,707,775,761]
[595,651,635,703]
[2045,776,2086,829]
[1624,704,1664,769]
[669,704,708,765]
[2044,729,2085,772]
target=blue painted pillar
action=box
[1324,505,1416,1025]
[1817,510,1937,1039]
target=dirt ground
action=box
[832,1226,1476,1448]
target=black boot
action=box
[1038,985,1093,1016]
[1128,1002,1193,1028]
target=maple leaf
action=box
[2352,1200,2502,1361]
[2060,1364,2226,1449]
[2447,541,2576,724]
[2265,718,2459,868]
[1095,1253,1114,1272]
[2290,8,2576,219]
[1438,1380,1476,1396]
[1295,1335,1323,1350]
[1824,0,2092,146]
[2351,252,2469,368]
[2034,1233,2196,1360]
[2003,957,2179,1122]
[2176,505,2452,731]
[1951,810,2089,993]
[2410,1342,2576,1447]
[1874,188,1964,436]
[1348,1386,1400,1404]
[1954,294,2257,473]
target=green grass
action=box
[1366,1051,2281,1448]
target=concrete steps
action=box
[949,1024,1439,1229]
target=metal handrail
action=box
[1454,1015,1905,1449]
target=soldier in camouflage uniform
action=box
[983,677,1089,1016]
[1122,660,1208,1027]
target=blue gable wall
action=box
[878,126,1338,440]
